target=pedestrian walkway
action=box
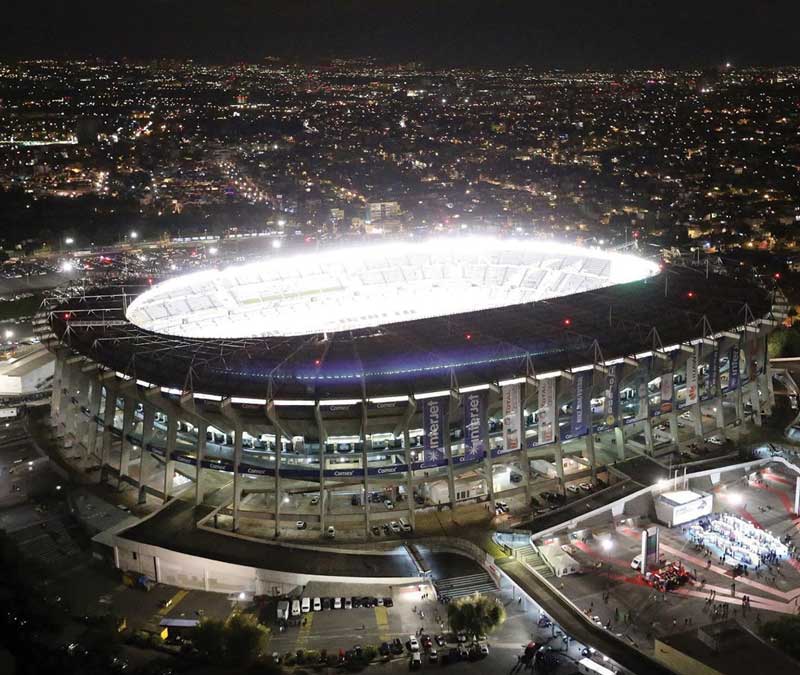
[296,612,314,649]
[516,544,554,579]
[374,605,389,642]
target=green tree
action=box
[446,593,506,640]
[190,617,227,664]
[225,613,270,667]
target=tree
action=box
[191,617,227,664]
[225,613,269,666]
[446,593,506,640]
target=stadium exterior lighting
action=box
[130,230,138,240]
[64,236,74,245]
[272,238,282,249]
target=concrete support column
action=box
[51,350,66,427]
[195,423,207,506]
[554,442,565,493]
[584,433,597,484]
[749,386,762,426]
[361,438,371,531]
[713,396,725,430]
[137,405,155,504]
[319,446,326,533]
[163,413,177,503]
[483,418,495,504]
[643,420,655,456]
[100,383,118,470]
[85,375,103,460]
[668,412,680,448]
[118,395,136,487]
[691,400,704,438]
[75,370,92,457]
[444,427,456,507]
[273,435,281,537]
[63,361,81,443]
[403,429,415,529]
[613,426,626,461]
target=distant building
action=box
[366,201,400,223]
[75,117,100,145]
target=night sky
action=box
[2,0,799,67]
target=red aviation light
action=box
[563,318,572,327]
[314,359,321,367]
[465,333,472,341]
[687,290,695,299]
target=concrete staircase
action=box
[515,544,554,579]
[434,571,496,600]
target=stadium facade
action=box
[38,238,778,538]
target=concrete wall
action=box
[112,534,423,596]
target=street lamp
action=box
[130,230,138,240]
[64,236,74,245]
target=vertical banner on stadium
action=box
[727,346,740,392]
[604,364,620,427]
[462,390,486,461]
[422,397,448,463]
[685,344,699,406]
[659,372,674,415]
[502,383,523,453]
[707,346,719,397]
[537,377,556,445]
[570,371,592,438]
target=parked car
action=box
[322,597,332,610]
[313,597,322,611]
[408,635,420,652]
[383,597,393,607]
[390,521,402,534]
[351,597,362,608]
[435,634,446,647]
[301,597,310,613]
[391,638,404,655]
[296,520,307,530]
[310,495,320,505]
[410,652,421,670]
[333,597,342,610]
[326,525,335,538]
[428,648,438,663]
[399,519,412,533]
[291,600,301,617]
[510,472,523,483]
[344,598,352,609]
[371,525,381,536]
[384,499,394,510]
[566,484,579,494]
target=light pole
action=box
[601,538,614,591]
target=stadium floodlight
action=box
[125,237,660,340]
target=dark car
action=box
[435,634,446,647]
[322,598,331,610]
[391,638,405,655]
[371,525,381,536]
[383,597,393,607]
[351,597,362,608]
[382,523,391,534]
[351,494,361,506]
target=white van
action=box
[291,599,301,617]
[313,597,322,611]
[301,597,311,613]
[399,518,412,533]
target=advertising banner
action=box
[659,372,674,415]
[685,345,699,406]
[462,390,487,461]
[707,347,719,395]
[569,371,592,438]
[604,364,620,428]
[726,346,740,392]
[423,397,448,463]
[537,378,556,445]
[502,383,523,452]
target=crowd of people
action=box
[687,513,788,569]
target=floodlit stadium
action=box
[40,236,776,544]
[125,238,659,339]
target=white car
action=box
[408,635,420,652]
[384,499,394,509]
[399,519,412,533]
[334,597,342,610]
[296,520,307,530]
[631,555,642,571]
[345,598,352,609]
[390,521,402,534]
[301,597,310,613]
[313,597,322,611]
[326,525,335,538]
[310,494,320,505]
[479,643,490,656]
[291,599,301,617]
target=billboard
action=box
[537,378,556,445]
[659,372,673,415]
[568,371,592,438]
[502,383,523,453]
[685,345,699,406]
[636,358,651,421]
[604,364,620,428]
[423,397,448,463]
[462,390,487,461]
[707,347,719,396]
[726,345,740,392]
